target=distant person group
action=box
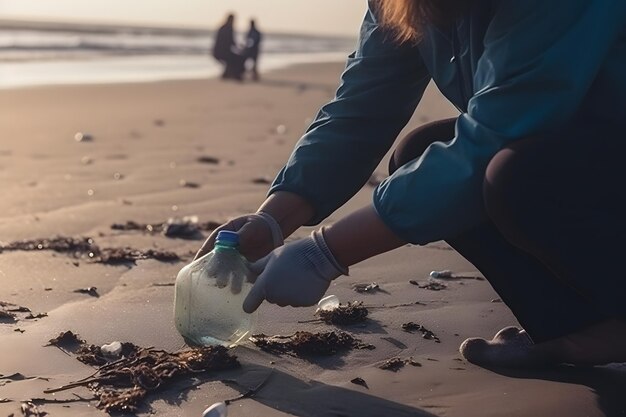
[212,14,262,82]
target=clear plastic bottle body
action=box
[174,237,256,347]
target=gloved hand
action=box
[195,211,283,262]
[243,229,349,313]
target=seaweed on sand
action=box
[0,236,179,264]
[110,218,221,238]
[250,331,374,357]
[46,331,85,351]
[315,302,369,325]
[1,301,44,323]
[44,342,240,414]
[378,357,422,372]
[401,322,441,343]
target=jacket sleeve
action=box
[373,0,626,244]
[269,1,431,225]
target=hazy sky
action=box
[0,0,366,36]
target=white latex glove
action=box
[243,229,348,313]
[195,212,283,262]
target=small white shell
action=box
[74,132,93,142]
[101,341,123,358]
[202,402,227,417]
[429,270,453,279]
[317,294,340,312]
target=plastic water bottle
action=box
[174,231,256,347]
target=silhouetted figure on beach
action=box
[244,19,263,81]
[212,14,245,81]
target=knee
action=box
[388,118,456,175]
[483,145,541,245]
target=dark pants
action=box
[245,49,260,81]
[389,118,626,343]
[215,52,246,81]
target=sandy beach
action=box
[1,62,624,417]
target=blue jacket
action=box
[270,0,626,244]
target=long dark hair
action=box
[377,0,472,43]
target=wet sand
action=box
[1,63,625,416]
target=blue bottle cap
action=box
[216,230,239,245]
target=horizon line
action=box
[0,15,358,39]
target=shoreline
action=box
[0,52,350,90]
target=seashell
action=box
[202,402,227,417]
[101,341,123,358]
[74,132,93,142]
[316,294,339,312]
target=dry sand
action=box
[0,63,625,417]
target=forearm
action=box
[257,191,314,239]
[323,205,406,268]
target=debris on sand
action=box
[251,177,272,185]
[197,156,220,164]
[429,270,485,281]
[409,279,447,291]
[46,331,85,351]
[315,302,369,325]
[1,301,41,323]
[1,373,49,384]
[94,247,179,264]
[74,132,93,142]
[0,237,179,264]
[110,221,153,232]
[429,270,453,279]
[162,216,201,239]
[350,377,369,389]
[20,401,47,416]
[0,302,31,313]
[111,218,221,237]
[179,179,201,189]
[44,339,239,414]
[378,357,422,372]
[401,322,421,332]
[73,287,99,297]
[0,236,95,255]
[75,342,141,367]
[24,313,47,320]
[0,310,16,323]
[250,331,374,357]
[352,282,381,293]
[401,322,440,343]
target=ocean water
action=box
[0,22,356,88]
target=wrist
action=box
[254,211,284,247]
[258,191,314,238]
[313,228,349,278]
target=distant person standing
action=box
[244,19,262,81]
[212,14,245,81]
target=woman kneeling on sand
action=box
[197,0,626,368]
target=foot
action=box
[461,320,626,368]
[460,326,555,368]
